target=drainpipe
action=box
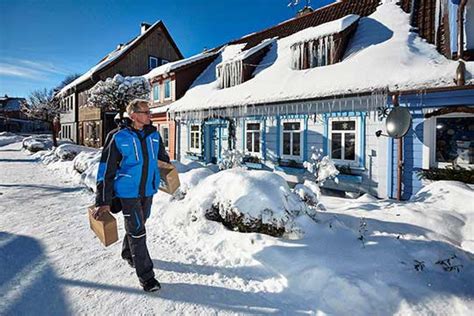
[392,94,403,201]
[457,0,468,85]
[457,0,468,61]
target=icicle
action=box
[324,36,329,66]
[329,35,334,64]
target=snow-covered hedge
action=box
[182,168,306,237]
[22,134,53,152]
[0,132,24,146]
[72,150,101,192]
[55,143,97,161]
[73,150,101,173]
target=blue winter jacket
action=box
[95,124,170,206]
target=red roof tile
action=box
[229,0,380,49]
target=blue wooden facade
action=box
[178,87,474,200]
[388,88,474,199]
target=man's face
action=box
[131,105,151,126]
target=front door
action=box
[205,120,229,164]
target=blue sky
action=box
[0,0,334,97]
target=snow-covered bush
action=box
[182,168,306,237]
[87,74,150,113]
[31,149,57,164]
[294,180,320,206]
[55,143,96,161]
[81,162,99,192]
[218,149,244,170]
[30,142,98,170]
[22,134,53,152]
[291,147,339,218]
[73,150,101,173]
[303,146,339,184]
[0,132,24,146]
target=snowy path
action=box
[0,143,294,315]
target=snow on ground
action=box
[1,141,474,315]
[0,132,24,147]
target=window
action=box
[329,119,357,163]
[246,122,261,156]
[164,80,171,100]
[161,59,169,65]
[153,85,160,102]
[189,124,201,152]
[435,116,474,165]
[160,125,169,151]
[149,56,158,70]
[281,121,302,159]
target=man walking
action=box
[93,99,170,292]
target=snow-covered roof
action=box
[290,14,359,45]
[169,2,471,115]
[0,98,24,111]
[225,38,276,63]
[150,104,171,114]
[59,20,163,96]
[143,50,219,80]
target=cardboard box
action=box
[88,206,118,247]
[158,160,180,195]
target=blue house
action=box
[165,0,474,199]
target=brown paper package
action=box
[158,160,180,195]
[88,206,118,247]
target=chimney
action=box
[141,22,151,35]
[296,6,313,17]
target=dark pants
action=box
[120,197,154,284]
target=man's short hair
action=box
[126,99,150,115]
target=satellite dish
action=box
[385,107,412,138]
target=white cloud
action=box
[0,63,40,79]
[0,58,71,80]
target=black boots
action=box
[141,278,161,292]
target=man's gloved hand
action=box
[92,205,111,220]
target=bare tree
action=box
[56,73,81,91]
[87,74,150,118]
[21,74,83,146]
[21,88,61,146]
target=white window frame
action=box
[280,118,304,161]
[152,84,160,102]
[164,80,172,100]
[423,112,474,169]
[189,124,201,153]
[245,121,262,158]
[160,124,170,151]
[328,117,359,166]
[149,56,158,70]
